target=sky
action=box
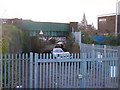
[0,0,118,28]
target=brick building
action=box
[98,1,120,34]
[98,14,120,34]
[1,18,22,25]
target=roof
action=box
[98,13,116,17]
[20,20,70,32]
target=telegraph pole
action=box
[115,0,118,35]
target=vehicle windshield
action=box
[53,48,64,53]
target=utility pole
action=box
[115,0,118,35]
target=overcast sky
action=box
[0,0,119,28]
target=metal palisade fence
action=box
[0,46,120,88]
[80,43,118,53]
[1,53,30,88]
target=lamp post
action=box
[115,0,118,35]
[115,0,120,34]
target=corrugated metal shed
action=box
[20,20,70,37]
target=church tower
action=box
[78,13,95,30]
[81,13,88,28]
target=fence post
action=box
[79,31,82,52]
[92,44,95,58]
[34,53,38,88]
[30,52,33,88]
[118,46,120,89]
[104,45,107,58]
[83,59,87,88]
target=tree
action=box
[65,33,75,52]
[104,34,120,46]
[1,36,8,54]
[2,24,25,53]
[81,32,95,44]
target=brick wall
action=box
[98,15,120,34]
[69,22,78,31]
[98,15,115,33]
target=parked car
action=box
[51,48,70,59]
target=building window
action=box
[99,18,106,22]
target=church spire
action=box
[83,13,86,21]
[78,13,95,30]
[81,13,87,26]
[81,13,88,29]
